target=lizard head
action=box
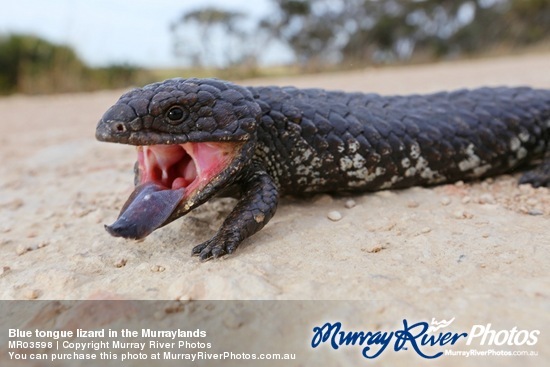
[95,78,261,240]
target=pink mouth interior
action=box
[137,142,239,199]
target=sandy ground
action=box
[0,52,548,365]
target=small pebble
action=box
[519,207,529,214]
[37,241,49,249]
[441,197,451,206]
[528,209,543,216]
[1,266,11,275]
[376,191,395,198]
[453,210,473,219]
[344,199,356,209]
[71,208,89,218]
[519,184,533,194]
[526,198,538,206]
[0,198,24,210]
[151,265,166,272]
[420,227,431,234]
[327,211,342,221]
[314,194,334,204]
[16,245,31,255]
[478,193,495,204]
[114,259,127,268]
[364,245,387,253]
[454,181,464,187]
[407,200,419,208]
[25,289,40,300]
[482,233,490,238]
[164,301,184,314]
[223,312,246,329]
[461,196,471,204]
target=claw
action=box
[191,234,231,260]
[192,243,207,255]
[226,243,238,254]
[200,252,213,261]
[199,246,214,260]
[211,247,225,258]
[192,239,216,260]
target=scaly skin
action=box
[96,78,550,259]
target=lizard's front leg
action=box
[192,165,279,260]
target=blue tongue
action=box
[105,183,185,239]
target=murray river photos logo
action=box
[311,318,540,359]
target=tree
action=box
[505,0,550,43]
[171,0,550,71]
[260,0,350,67]
[171,7,261,69]
[263,0,550,67]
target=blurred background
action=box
[1,0,549,95]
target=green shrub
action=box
[0,34,145,95]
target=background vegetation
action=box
[1,0,548,95]
[0,34,147,95]
[171,0,549,69]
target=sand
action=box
[0,52,548,366]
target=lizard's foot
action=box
[519,158,550,187]
[192,232,240,260]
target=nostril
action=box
[115,123,126,133]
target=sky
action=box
[2,0,290,68]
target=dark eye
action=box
[166,106,187,124]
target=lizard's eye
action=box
[166,106,187,125]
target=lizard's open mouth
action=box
[105,142,243,240]
[137,143,239,197]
